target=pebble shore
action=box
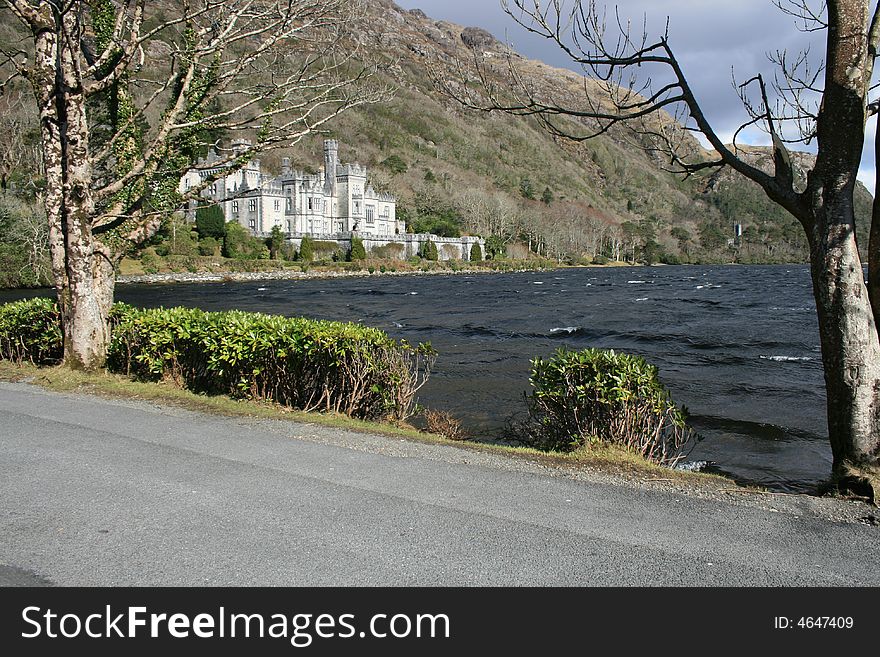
[116,266,542,285]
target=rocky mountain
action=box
[282,0,870,264]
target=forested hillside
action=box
[1,0,873,287]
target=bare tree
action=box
[0,86,41,193]
[0,0,387,369]
[439,0,880,496]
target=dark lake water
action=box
[3,264,831,491]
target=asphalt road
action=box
[1,382,878,586]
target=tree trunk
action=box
[868,111,880,325]
[805,1,880,497]
[31,8,113,371]
[809,196,880,496]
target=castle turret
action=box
[231,138,252,156]
[323,139,338,195]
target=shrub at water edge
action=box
[522,347,695,466]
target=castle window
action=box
[366,206,375,224]
[249,199,257,212]
[231,201,239,213]
[307,197,313,211]
[274,199,281,212]
[286,197,292,212]
[354,201,361,215]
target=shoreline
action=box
[113,259,809,286]
[2,261,811,291]
[114,264,556,285]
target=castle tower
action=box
[231,138,252,156]
[323,139,339,195]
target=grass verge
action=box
[0,360,730,488]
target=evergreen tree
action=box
[349,237,367,260]
[195,204,227,239]
[267,225,286,260]
[298,235,314,262]
[469,242,483,262]
[421,239,438,261]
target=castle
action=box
[180,139,402,237]
[180,139,484,261]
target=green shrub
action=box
[195,204,227,239]
[420,240,438,261]
[469,242,483,262]
[224,221,264,259]
[485,235,506,260]
[107,305,437,422]
[522,348,695,466]
[198,237,220,257]
[0,297,62,365]
[349,237,367,261]
[140,250,161,274]
[381,154,408,174]
[592,254,609,265]
[266,225,286,260]
[298,236,314,262]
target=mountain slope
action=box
[282,0,870,264]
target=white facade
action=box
[181,139,401,237]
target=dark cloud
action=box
[395,0,875,190]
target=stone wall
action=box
[285,232,485,261]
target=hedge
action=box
[0,297,63,366]
[1,298,435,422]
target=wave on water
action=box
[760,355,813,362]
[257,287,268,291]
[549,326,583,337]
[628,280,646,284]
[533,281,544,285]
[634,297,649,302]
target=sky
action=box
[395,0,878,193]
